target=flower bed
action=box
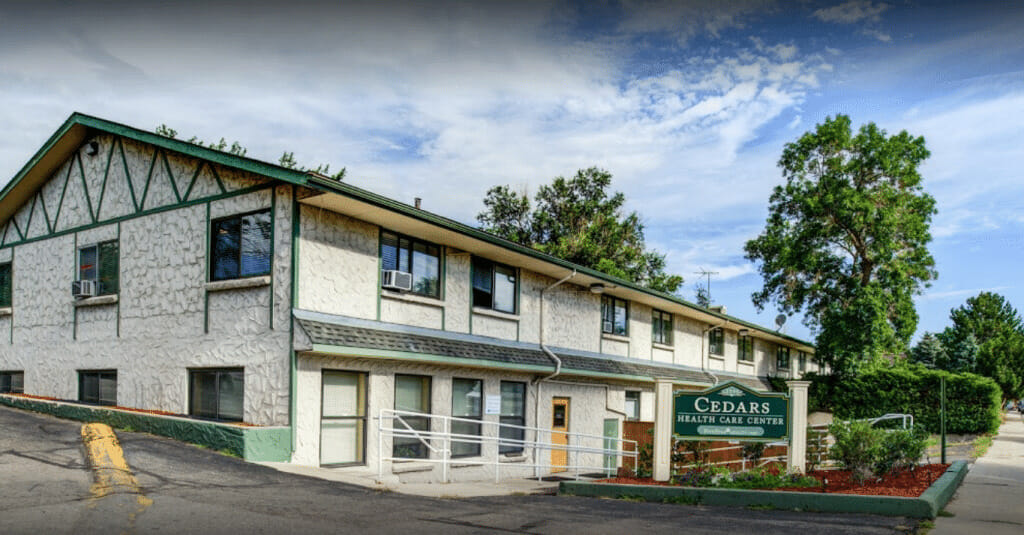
[602,464,949,498]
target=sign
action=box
[484,394,502,415]
[673,381,789,442]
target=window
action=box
[798,351,807,372]
[210,210,272,281]
[320,370,367,466]
[777,346,791,369]
[393,374,431,459]
[78,370,116,406]
[77,240,119,295]
[380,231,440,297]
[708,328,724,356]
[189,368,244,421]
[499,381,526,454]
[0,371,23,393]
[472,257,517,314]
[625,391,640,421]
[0,263,10,307]
[451,378,482,457]
[652,309,672,345]
[601,296,628,336]
[738,335,754,362]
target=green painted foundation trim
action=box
[0,394,291,462]
[559,461,969,519]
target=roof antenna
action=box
[694,267,719,302]
[414,197,422,209]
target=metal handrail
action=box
[377,409,638,483]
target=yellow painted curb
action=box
[80,423,153,510]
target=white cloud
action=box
[812,1,890,24]
[919,286,1012,302]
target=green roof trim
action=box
[3,112,813,348]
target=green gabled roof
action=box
[1,112,814,349]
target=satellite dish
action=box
[775,314,787,329]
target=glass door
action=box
[320,370,367,466]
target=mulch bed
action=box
[601,463,950,498]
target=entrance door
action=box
[551,397,569,472]
[320,370,367,466]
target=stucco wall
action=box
[0,135,293,426]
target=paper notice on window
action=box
[485,394,502,415]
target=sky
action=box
[0,0,1022,344]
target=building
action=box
[0,113,817,481]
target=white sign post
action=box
[786,380,811,473]
[653,378,674,482]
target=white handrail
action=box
[376,409,637,483]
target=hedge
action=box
[770,366,1001,434]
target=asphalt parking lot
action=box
[0,405,920,534]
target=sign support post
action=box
[786,380,811,473]
[653,378,674,482]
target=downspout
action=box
[701,319,729,386]
[532,269,575,475]
[535,269,576,383]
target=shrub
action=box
[876,425,929,475]
[779,366,1001,434]
[741,442,766,465]
[806,426,829,471]
[829,420,883,483]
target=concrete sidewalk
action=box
[257,462,562,498]
[933,413,1024,534]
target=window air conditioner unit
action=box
[381,270,413,292]
[603,320,613,333]
[72,279,97,298]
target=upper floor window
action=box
[380,231,440,298]
[601,296,628,336]
[798,351,807,372]
[472,257,517,313]
[78,240,119,295]
[0,262,11,307]
[652,309,672,345]
[738,335,754,362]
[708,327,725,356]
[624,390,640,421]
[211,210,271,281]
[777,346,791,369]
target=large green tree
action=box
[941,292,1024,400]
[477,167,683,293]
[744,115,937,373]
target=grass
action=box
[937,509,955,517]
[972,434,995,458]
[662,495,702,505]
[746,504,777,511]
[616,494,647,502]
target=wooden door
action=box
[551,397,569,472]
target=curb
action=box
[559,461,969,519]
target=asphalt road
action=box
[0,406,920,534]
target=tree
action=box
[909,332,945,369]
[156,126,345,180]
[694,283,711,307]
[477,167,683,293]
[941,292,1024,400]
[744,115,937,374]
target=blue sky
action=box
[0,0,1021,344]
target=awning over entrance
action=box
[293,309,772,391]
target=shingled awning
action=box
[294,310,773,391]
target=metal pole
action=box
[941,377,947,464]
[377,411,384,482]
[443,417,450,483]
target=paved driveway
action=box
[0,406,919,534]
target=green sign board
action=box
[674,381,789,442]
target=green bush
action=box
[828,419,930,483]
[775,365,1001,434]
[876,425,929,476]
[829,420,883,483]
